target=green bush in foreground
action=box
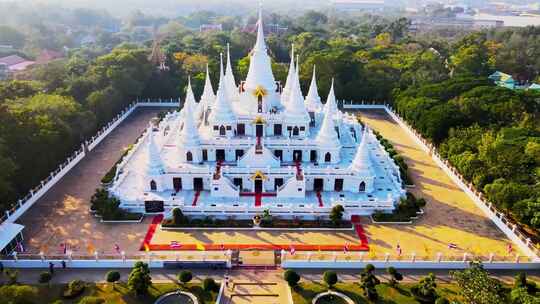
[78,296,105,304]
[203,277,219,292]
[284,269,301,287]
[178,270,193,285]
[127,262,152,296]
[323,271,338,289]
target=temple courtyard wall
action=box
[5,102,534,265]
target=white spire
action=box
[199,64,215,110]
[208,53,236,124]
[281,44,295,105]
[225,43,239,102]
[305,65,323,112]
[146,128,165,175]
[244,6,276,93]
[324,78,339,115]
[350,129,373,173]
[177,80,201,147]
[185,76,196,110]
[316,93,340,147]
[285,57,309,121]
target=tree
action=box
[451,262,505,304]
[283,270,301,287]
[411,273,438,303]
[38,272,52,287]
[360,264,380,301]
[386,266,403,287]
[106,271,121,290]
[127,262,152,296]
[323,271,338,289]
[0,25,26,49]
[203,277,219,292]
[172,207,186,225]
[514,272,537,294]
[329,205,344,225]
[178,270,193,285]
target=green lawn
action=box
[24,282,218,304]
[291,282,463,304]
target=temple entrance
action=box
[173,178,182,192]
[274,178,284,190]
[233,178,243,190]
[256,124,263,137]
[235,149,244,160]
[274,150,283,161]
[193,178,203,191]
[202,149,208,161]
[293,150,302,162]
[216,149,225,161]
[334,179,343,192]
[310,150,317,163]
[314,178,324,191]
[257,95,263,113]
[255,180,263,193]
[237,123,245,136]
[274,124,282,136]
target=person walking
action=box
[49,262,54,275]
[61,260,66,269]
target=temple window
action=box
[150,180,157,191]
[213,125,219,131]
[257,95,263,113]
[219,125,226,136]
[324,152,331,163]
[292,126,299,136]
[186,151,193,162]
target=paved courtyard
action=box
[357,109,519,261]
[17,108,165,255]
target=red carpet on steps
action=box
[316,191,323,207]
[192,190,200,206]
[254,193,262,207]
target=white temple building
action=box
[110,9,405,219]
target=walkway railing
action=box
[342,101,540,261]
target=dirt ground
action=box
[357,109,520,261]
[16,108,164,255]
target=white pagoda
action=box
[110,9,405,219]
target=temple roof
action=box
[225,43,239,102]
[199,64,215,112]
[305,65,323,112]
[285,60,310,122]
[208,53,236,124]
[350,128,373,174]
[177,82,201,147]
[146,128,165,175]
[281,45,295,106]
[316,88,340,147]
[324,79,340,116]
[244,8,276,93]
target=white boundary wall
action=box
[0,100,179,227]
[343,102,540,261]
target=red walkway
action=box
[140,214,163,250]
[316,191,324,207]
[240,192,276,207]
[140,214,370,252]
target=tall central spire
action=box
[244,5,276,94]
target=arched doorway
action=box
[359,181,366,192]
[150,180,157,191]
[186,151,193,162]
[292,126,299,136]
[324,152,331,163]
[219,125,226,136]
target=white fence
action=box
[344,102,540,261]
[0,101,179,227]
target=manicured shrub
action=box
[387,266,403,287]
[411,273,438,303]
[178,270,193,285]
[283,269,301,287]
[203,277,219,292]
[106,271,121,289]
[38,272,52,285]
[323,271,338,289]
[0,285,37,302]
[361,264,380,301]
[63,279,86,298]
[329,205,344,225]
